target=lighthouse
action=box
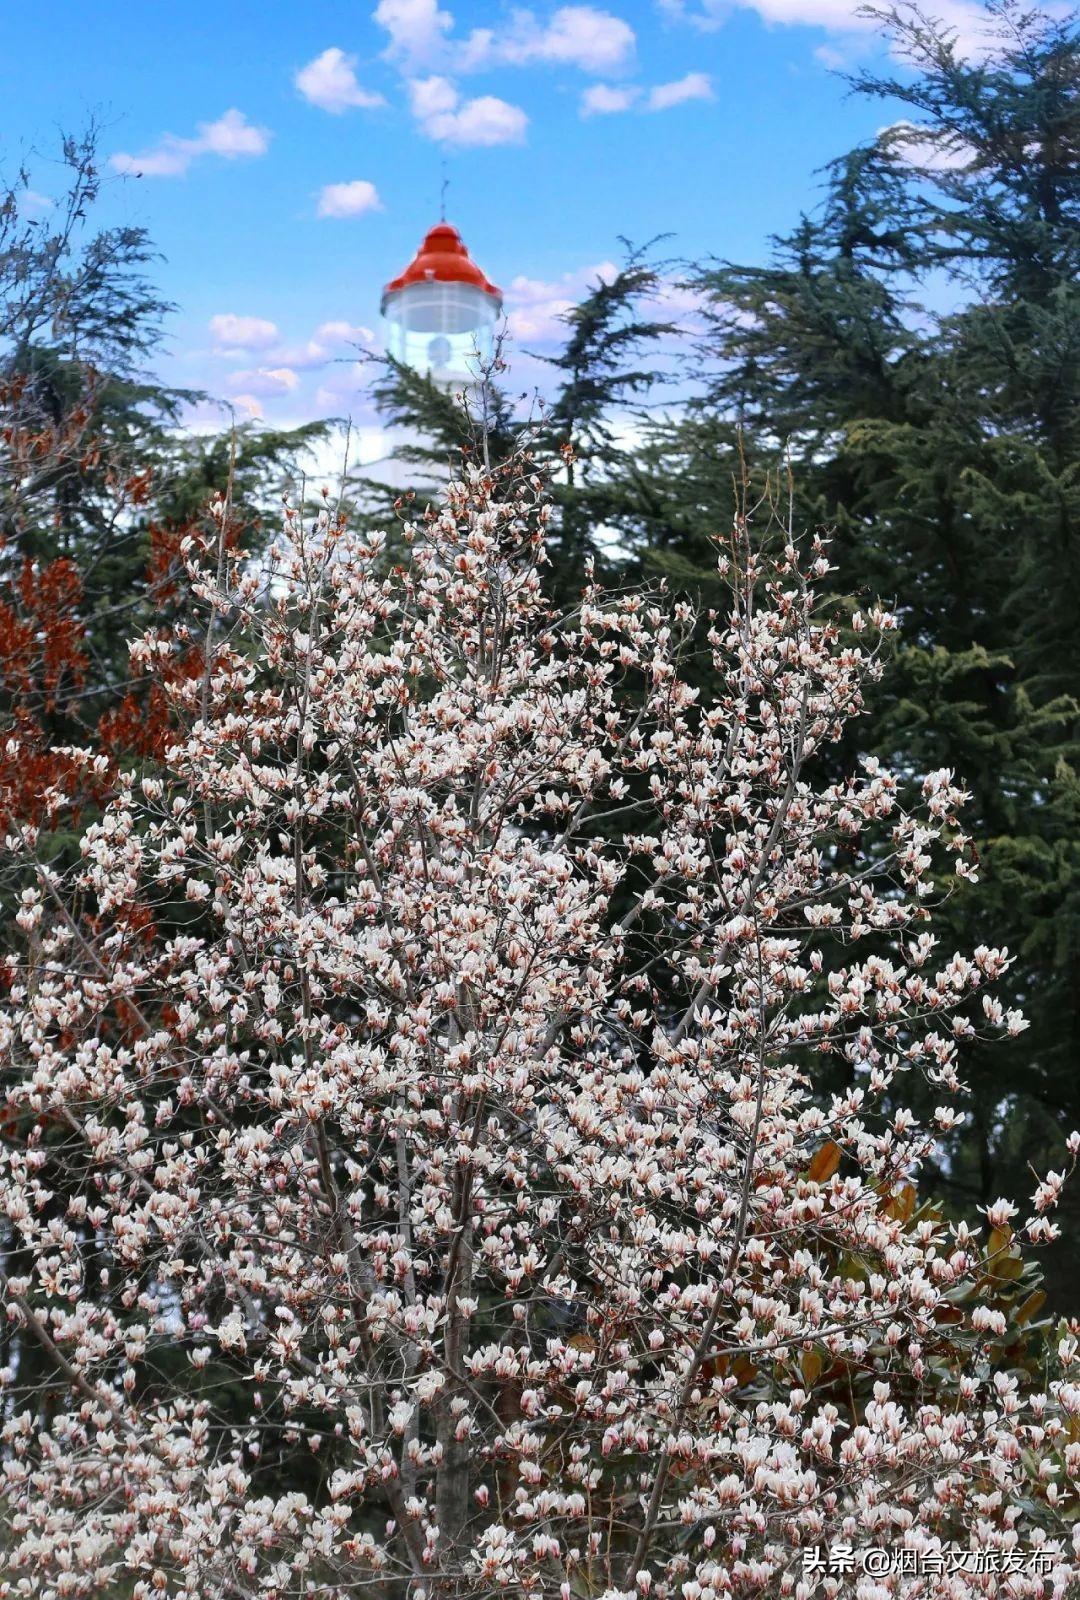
[380,221,503,390]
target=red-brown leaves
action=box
[97,639,204,764]
[0,556,93,828]
[146,519,192,605]
[0,556,87,709]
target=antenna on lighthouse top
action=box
[440,161,449,222]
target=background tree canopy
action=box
[0,126,329,801]
[1,8,1078,1544]
[363,0,1080,1305]
[4,0,1079,1311]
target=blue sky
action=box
[3,0,1005,432]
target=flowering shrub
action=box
[0,452,1077,1599]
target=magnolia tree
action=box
[1,449,1079,1600]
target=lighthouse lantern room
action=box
[380,222,503,385]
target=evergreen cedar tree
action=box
[0,125,329,831]
[365,0,1080,1307]
[1,440,1079,1597]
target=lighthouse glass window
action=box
[383,280,498,379]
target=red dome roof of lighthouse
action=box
[381,223,502,312]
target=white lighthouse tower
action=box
[380,220,503,392]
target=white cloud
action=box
[533,5,635,70]
[408,77,528,145]
[879,119,975,173]
[441,95,529,145]
[580,82,639,115]
[19,189,54,215]
[732,0,955,27]
[661,0,860,28]
[317,320,377,346]
[812,41,852,66]
[208,318,377,378]
[227,367,301,398]
[375,0,635,75]
[509,262,620,301]
[209,313,281,351]
[501,261,706,361]
[505,260,619,343]
[651,277,706,318]
[317,179,384,218]
[228,394,265,420]
[408,74,459,120]
[660,0,1037,60]
[506,298,577,342]
[460,6,636,73]
[374,0,454,67]
[273,322,377,368]
[188,110,269,157]
[647,71,713,110]
[111,109,270,178]
[313,376,381,416]
[579,72,712,117]
[263,367,300,391]
[296,47,386,112]
[756,0,883,24]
